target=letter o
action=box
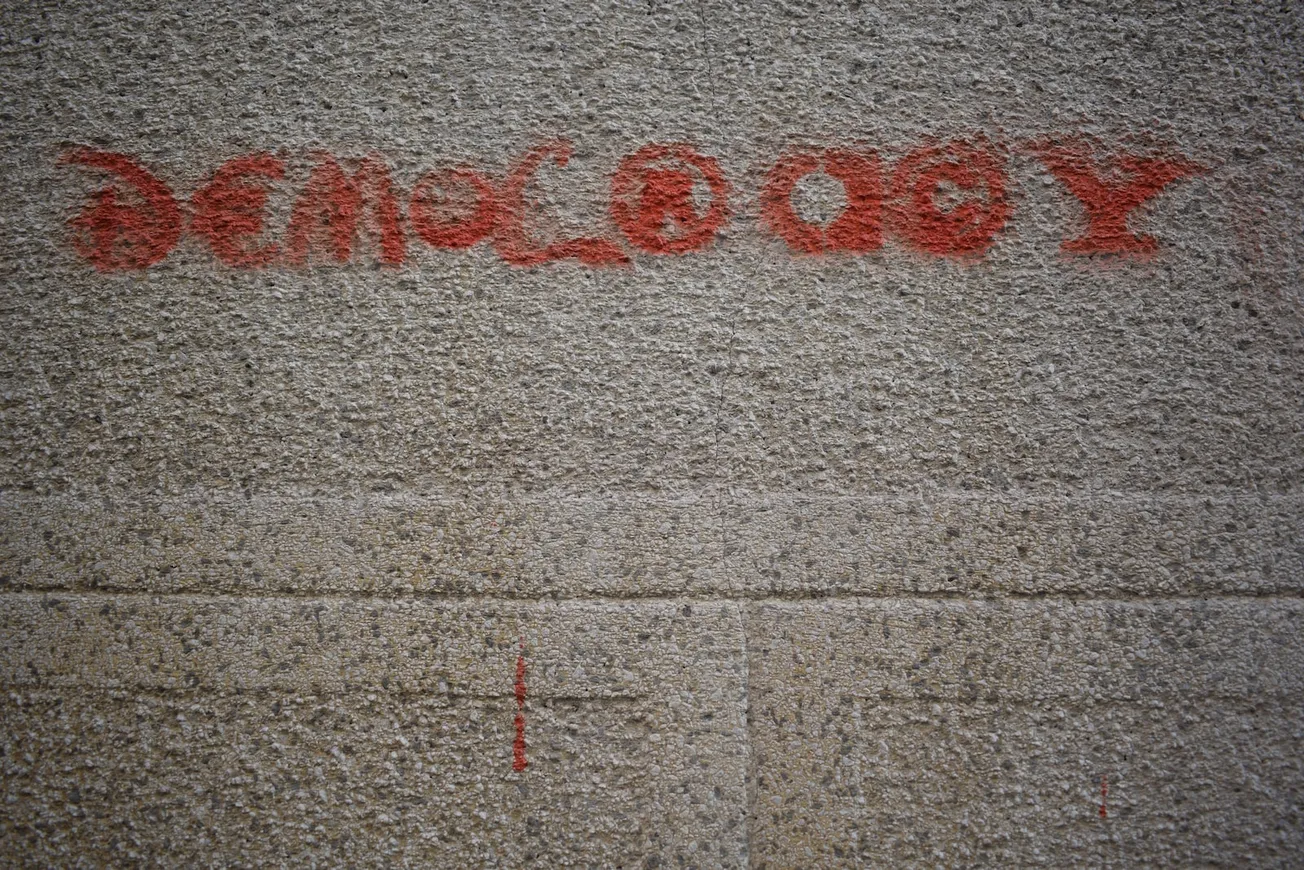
[761,148,883,254]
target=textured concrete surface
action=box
[747,599,1303,867]
[1,595,748,866]
[1,0,1302,866]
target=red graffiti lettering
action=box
[409,168,498,249]
[495,140,628,267]
[285,154,405,266]
[761,148,883,254]
[1099,775,1108,819]
[1029,141,1202,255]
[62,148,182,271]
[513,638,529,772]
[190,153,285,268]
[610,143,730,254]
[888,139,1011,257]
[60,136,1207,271]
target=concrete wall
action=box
[1,0,1302,866]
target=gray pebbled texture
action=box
[0,0,1301,866]
[746,599,1304,867]
[0,595,748,867]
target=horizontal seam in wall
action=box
[1,588,1303,605]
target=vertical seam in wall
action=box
[696,0,718,108]
[716,313,738,585]
[737,599,755,868]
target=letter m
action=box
[285,154,405,265]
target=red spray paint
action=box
[190,153,285,268]
[761,148,883,254]
[284,153,406,266]
[513,637,529,772]
[1099,775,1108,819]
[610,143,730,254]
[409,167,499,249]
[1028,140,1202,255]
[887,138,1011,257]
[495,140,629,267]
[61,136,1203,271]
[62,148,182,271]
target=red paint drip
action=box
[513,637,528,772]
[1100,775,1108,819]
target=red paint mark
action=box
[610,143,730,254]
[62,136,1207,270]
[409,168,498,249]
[495,140,629,267]
[1099,775,1108,819]
[285,153,406,266]
[1029,140,1202,255]
[887,139,1011,257]
[190,153,285,268]
[761,148,883,254]
[62,148,182,271]
[513,637,529,772]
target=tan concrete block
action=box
[1,5,1301,503]
[5,490,1300,599]
[749,699,1302,868]
[0,490,730,598]
[714,260,1304,496]
[0,593,749,867]
[726,492,1304,597]
[746,599,1304,867]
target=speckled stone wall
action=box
[1,1,1302,866]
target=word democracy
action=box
[61,136,1201,272]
